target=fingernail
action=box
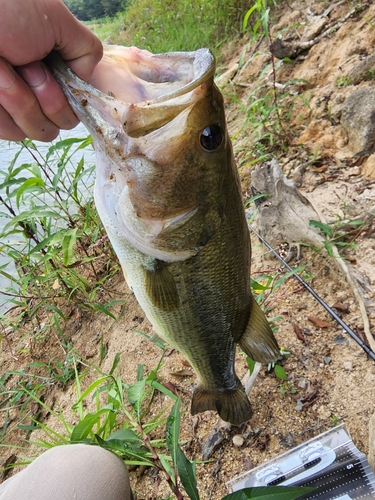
[0,61,16,89]
[19,63,47,88]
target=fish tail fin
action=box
[191,381,252,425]
[238,294,280,363]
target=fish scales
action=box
[48,46,280,425]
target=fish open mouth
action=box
[48,46,216,139]
[88,46,215,104]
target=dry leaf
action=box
[162,381,179,396]
[331,302,350,313]
[293,323,309,344]
[308,316,329,328]
[52,279,60,291]
[313,166,328,173]
[170,369,194,378]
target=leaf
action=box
[243,4,260,32]
[274,365,287,381]
[91,303,117,320]
[308,316,329,328]
[176,446,199,500]
[222,486,315,499]
[159,453,176,485]
[15,177,45,208]
[70,410,112,442]
[127,379,146,416]
[246,357,256,375]
[170,369,194,377]
[109,353,121,375]
[309,220,333,238]
[95,434,153,465]
[150,381,178,401]
[107,429,140,444]
[250,277,272,291]
[166,399,181,468]
[137,364,145,382]
[72,376,110,407]
[62,228,78,266]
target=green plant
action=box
[92,0,247,55]
[336,76,353,88]
[278,381,297,395]
[243,0,270,38]
[223,485,315,499]
[309,219,361,256]
[0,137,122,344]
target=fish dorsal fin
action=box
[238,295,280,363]
[144,260,180,312]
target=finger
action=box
[0,105,26,141]
[0,57,59,141]
[51,2,103,81]
[17,61,79,130]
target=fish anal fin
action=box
[191,382,252,426]
[238,294,280,363]
[144,260,180,312]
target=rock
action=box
[251,159,324,249]
[363,154,375,179]
[342,361,353,371]
[348,53,375,85]
[333,333,349,345]
[232,435,244,447]
[341,87,375,154]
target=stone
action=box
[342,361,353,371]
[341,87,375,154]
[232,435,244,447]
[363,154,375,179]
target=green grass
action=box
[91,0,247,55]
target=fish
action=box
[48,46,280,425]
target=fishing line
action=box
[249,225,375,362]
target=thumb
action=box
[50,0,103,81]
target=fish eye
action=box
[199,125,223,152]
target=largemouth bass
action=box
[49,46,280,425]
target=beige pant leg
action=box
[0,444,133,500]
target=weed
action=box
[309,219,361,257]
[92,0,247,55]
[0,136,121,346]
[279,381,297,395]
[336,76,353,88]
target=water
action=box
[0,123,96,313]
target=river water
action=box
[0,123,95,313]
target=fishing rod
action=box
[249,225,375,362]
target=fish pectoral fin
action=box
[238,295,280,363]
[191,381,252,426]
[144,260,180,312]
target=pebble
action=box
[233,435,244,447]
[333,334,349,345]
[298,377,307,389]
[323,356,332,365]
[342,361,353,371]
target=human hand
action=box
[0,0,103,142]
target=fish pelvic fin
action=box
[144,259,180,312]
[191,382,252,426]
[238,294,280,363]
